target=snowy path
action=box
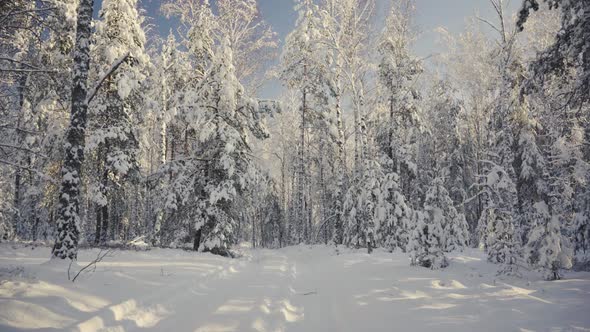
[0,244,589,331]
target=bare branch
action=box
[476,16,503,36]
[69,249,113,282]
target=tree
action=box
[157,27,271,252]
[517,0,590,107]
[527,122,583,279]
[408,190,448,269]
[0,0,78,243]
[433,178,469,252]
[471,0,522,276]
[514,99,549,245]
[215,0,277,93]
[420,80,472,247]
[517,0,589,273]
[86,0,149,244]
[143,31,191,245]
[52,0,95,260]
[573,209,590,254]
[280,0,327,244]
[480,165,521,276]
[196,37,270,253]
[378,0,423,206]
[316,0,374,245]
[435,19,498,244]
[343,159,381,252]
[525,200,572,280]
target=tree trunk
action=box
[13,168,21,237]
[251,214,256,248]
[32,216,39,242]
[100,204,108,243]
[280,155,286,248]
[100,160,109,243]
[12,71,28,238]
[193,228,202,251]
[296,87,307,244]
[95,206,102,245]
[389,96,395,163]
[160,121,167,165]
[52,0,95,260]
[333,90,344,245]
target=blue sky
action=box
[94,0,520,98]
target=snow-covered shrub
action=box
[408,209,448,269]
[0,220,14,243]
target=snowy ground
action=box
[0,244,589,332]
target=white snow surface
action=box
[0,244,589,332]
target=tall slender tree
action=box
[52,0,95,259]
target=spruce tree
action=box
[408,185,448,269]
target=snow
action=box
[1,244,589,331]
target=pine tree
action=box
[158,32,270,252]
[408,186,448,269]
[52,0,95,260]
[434,178,469,252]
[343,158,383,251]
[377,170,413,252]
[87,0,149,244]
[524,200,571,279]
[378,0,423,206]
[423,80,471,246]
[517,0,590,107]
[197,37,270,253]
[517,0,590,270]
[529,123,583,279]
[481,165,521,276]
[475,0,522,276]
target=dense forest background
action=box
[0,0,588,280]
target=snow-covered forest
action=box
[0,0,589,330]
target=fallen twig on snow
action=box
[297,290,317,296]
[68,249,113,282]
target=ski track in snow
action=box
[0,244,589,332]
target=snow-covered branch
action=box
[85,53,131,105]
[0,143,47,158]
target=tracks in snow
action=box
[71,250,303,332]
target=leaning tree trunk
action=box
[52,0,94,260]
